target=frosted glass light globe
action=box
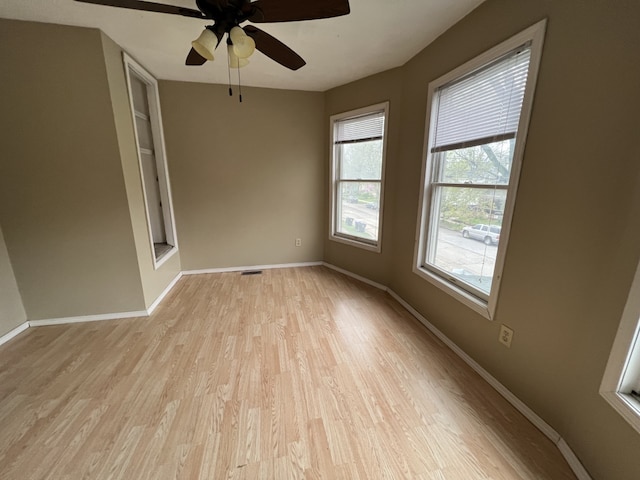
[191,28,217,61]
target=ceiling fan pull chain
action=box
[227,60,233,97]
[238,63,243,103]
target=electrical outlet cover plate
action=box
[295,238,301,247]
[499,325,514,348]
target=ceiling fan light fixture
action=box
[229,26,246,44]
[227,45,249,69]
[229,26,255,59]
[191,28,217,61]
[73,0,352,72]
[233,36,256,59]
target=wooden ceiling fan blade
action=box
[248,0,350,23]
[185,47,208,66]
[244,26,305,70]
[74,0,206,19]
[198,0,240,11]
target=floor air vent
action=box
[241,270,263,276]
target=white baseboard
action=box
[558,438,592,480]
[322,262,387,291]
[182,261,323,275]
[386,288,561,442]
[27,264,323,327]
[322,262,592,480]
[27,275,186,327]
[147,272,183,314]
[0,321,29,347]
[30,273,185,324]
[26,263,324,329]
[29,310,148,327]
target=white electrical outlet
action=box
[499,325,514,348]
[295,238,302,247]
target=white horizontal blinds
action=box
[432,43,532,153]
[335,111,385,145]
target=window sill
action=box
[600,390,640,435]
[153,245,178,270]
[412,264,494,320]
[330,233,381,253]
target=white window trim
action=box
[123,53,178,270]
[413,20,547,320]
[329,102,389,253]
[601,258,640,435]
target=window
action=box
[123,53,178,269]
[330,103,388,251]
[601,258,640,434]
[414,21,546,319]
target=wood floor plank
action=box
[0,266,576,479]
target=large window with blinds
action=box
[414,21,546,319]
[330,103,388,251]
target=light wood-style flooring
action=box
[0,266,576,479]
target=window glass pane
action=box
[436,139,514,185]
[130,75,150,114]
[339,140,383,180]
[135,116,154,151]
[427,186,506,295]
[337,182,381,241]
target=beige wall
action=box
[0,225,26,336]
[159,81,324,270]
[101,33,182,308]
[326,1,640,479]
[0,19,146,319]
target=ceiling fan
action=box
[74,0,351,70]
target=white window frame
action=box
[329,102,389,252]
[600,258,640,435]
[123,53,178,269]
[413,20,546,320]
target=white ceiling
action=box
[0,0,485,91]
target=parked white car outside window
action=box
[461,224,501,245]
